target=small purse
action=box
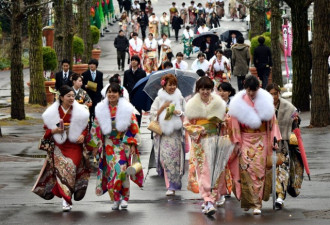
[147,119,162,135]
[289,133,298,145]
[38,138,55,152]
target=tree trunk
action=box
[310,0,330,126]
[270,0,283,86]
[28,6,47,106]
[10,1,25,120]
[53,0,65,71]
[77,0,92,63]
[249,0,266,38]
[290,5,311,111]
[63,0,74,67]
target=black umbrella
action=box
[192,32,219,47]
[220,30,243,42]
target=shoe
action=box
[253,208,261,215]
[201,202,206,209]
[205,202,216,216]
[112,201,120,210]
[121,67,124,71]
[121,200,128,209]
[62,205,72,212]
[216,196,226,207]
[101,34,105,37]
[275,198,284,209]
[105,29,110,33]
[118,67,121,70]
[166,190,175,196]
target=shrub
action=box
[73,35,84,62]
[90,25,100,45]
[250,35,271,60]
[42,46,57,71]
[262,32,271,38]
[0,57,10,70]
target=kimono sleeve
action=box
[122,113,140,146]
[270,115,282,154]
[86,117,103,150]
[227,116,242,145]
[149,97,161,121]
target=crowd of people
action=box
[32,0,303,219]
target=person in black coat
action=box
[123,55,146,126]
[82,59,104,123]
[123,0,132,16]
[118,0,124,13]
[171,11,183,42]
[253,36,272,89]
[114,30,129,71]
[200,36,217,60]
[137,10,149,40]
[209,12,220,29]
[55,59,73,90]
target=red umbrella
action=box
[293,128,311,180]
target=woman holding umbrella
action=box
[149,74,186,196]
[182,26,194,59]
[184,76,227,216]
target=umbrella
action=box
[192,32,219,47]
[293,128,311,180]
[130,75,154,112]
[220,30,243,42]
[143,69,199,100]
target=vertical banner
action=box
[282,25,290,78]
[287,22,292,56]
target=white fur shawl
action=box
[42,101,89,144]
[228,89,274,129]
[95,97,134,135]
[129,38,143,52]
[185,93,226,120]
[156,89,184,136]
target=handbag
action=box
[147,119,162,135]
[289,133,298,145]
[38,138,55,152]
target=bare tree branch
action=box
[22,0,52,15]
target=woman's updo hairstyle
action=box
[161,74,177,88]
[59,85,74,105]
[106,82,123,97]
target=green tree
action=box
[310,0,330,126]
[53,0,65,71]
[77,0,93,62]
[63,0,74,67]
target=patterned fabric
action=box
[182,35,193,57]
[75,88,92,104]
[276,141,290,199]
[143,49,158,74]
[87,106,143,202]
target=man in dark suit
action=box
[82,59,103,122]
[200,36,217,60]
[123,55,146,126]
[55,59,73,90]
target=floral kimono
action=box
[148,15,159,38]
[157,38,171,65]
[131,14,140,34]
[160,15,171,38]
[87,97,143,202]
[150,89,186,190]
[129,37,143,60]
[182,29,194,58]
[188,4,197,25]
[32,101,90,205]
[169,6,178,23]
[180,6,188,25]
[74,88,92,105]
[184,93,230,203]
[143,38,158,74]
[209,56,231,87]
[227,89,282,210]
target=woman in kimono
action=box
[169,2,178,23]
[229,0,237,21]
[150,74,185,196]
[227,76,281,215]
[32,85,90,212]
[180,2,188,27]
[119,11,130,36]
[188,1,197,25]
[182,26,194,59]
[184,76,227,216]
[129,32,143,61]
[216,0,225,19]
[191,52,210,73]
[143,33,158,74]
[266,83,301,209]
[160,12,171,38]
[71,73,92,107]
[209,49,231,88]
[131,11,140,34]
[145,0,153,16]
[158,33,172,65]
[148,13,159,39]
[87,82,144,210]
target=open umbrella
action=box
[143,69,199,100]
[192,32,219,47]
[220,30,243,42]
[130,76,153,112]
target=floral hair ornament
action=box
[160,79,166,87]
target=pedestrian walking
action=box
[119,11,130,36]
[209,12,220,29]
[131,12,140,34]
[87,82,144,210]
[82,59,104,124]
[172,52,188,70]
[227,75,281,215]
[129,32,143,61]
[169,2,178,23]
[229,0,237,21]
[123,0,132,16]
[145,0,153,16]
[148,13,159,39]
[71,73,92,107]
[118,0,124,13]
[209,49,231,87]
[55,59,73,91]
[139,0,146,12]
[158,33,172,65]
[188,1,197,25]
[150,74,186,196]
[200,35,217,60]
[253,36,272,89]
[171,11,183,42]
[191,52,210,73]
[143,33,158,74]
[184,76,227,216]
[32,85,90,212]
[137,10,149,41]
[160,12,171,38]
[114,30,129,71]
[131,0,141,15]
[231,36,250,91]
[182,26,194,59]
[180,2,188,27]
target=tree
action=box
[77,0,93,62]
[28,0,46,106]
[269,0,282,86]
[53,0,64,71]
[63,0,73,67]
[284,0,314,111]
[310,0,330,127]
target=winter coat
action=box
[232,43,250,76]
[253,44,272,68]
[171,16,183,30]
[114,35,129,52]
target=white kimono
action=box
[191,59,210,72]
[172,59,189,70]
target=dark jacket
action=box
[196,17,206,28]
[253,44,272,68]
[232,43,250,76]
[171,16,183,30]
[55,70,73,90]
[114,35,129,51]
[123,68,146,97]
[200,41,217,60]
[123,0,131,11]
[82,69,103,107]
[137,14,149,28]
[209,16,220,28]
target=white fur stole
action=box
[228,89,274,129]
[42,101,89,144]
[95,97,134,135]
[157,88,184,136]
[185,93,226,120]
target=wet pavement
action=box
[1,0,330,225]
